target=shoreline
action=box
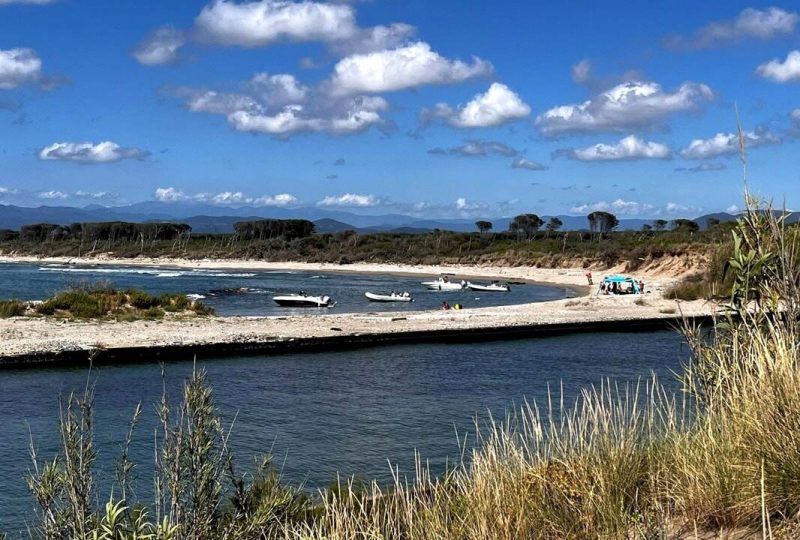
[0,253,680,295]
[0,255,711,367]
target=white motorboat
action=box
[273,293,335,308]
[365,291,413,303]
[421,276,465,291]
[466,281,511,292]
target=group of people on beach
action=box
[441,301,462,310]
[598,280,644,295]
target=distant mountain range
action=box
[1,202,791,234]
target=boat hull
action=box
[273,295,333,308]
[421,282,464,291]
[467,282,510,292]
[365,292,412,302]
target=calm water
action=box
[0,332,688,535]
[0,262,570,315]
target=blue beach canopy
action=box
[597,275,641,295]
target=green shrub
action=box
[143,306,164,319]
[127,289,159,309]
[0,299,26,318]
[191,301,214,316]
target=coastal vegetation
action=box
[0,283,213,320]
[0,216,732,275]
[12,201,800,538]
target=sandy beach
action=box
[0,255,714,363]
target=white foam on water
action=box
[37,267,255,279]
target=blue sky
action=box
[1,0,799,219]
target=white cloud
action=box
[330,22,416,55]
[75,190,115,200]
[173,73,388,137]
[248,72,309,106]
[666,7,799,48]
[680,127,781,159]
[225,95,388,136]
[211,191,250,205]
[39,141,150,164]
[535,80,713,136]
[194,0,357,47]
[558,135,672,162]
[182,89,262,115]
[726,204,740,213]
[154,187,188,202]
[428,140,519,157]
[756,50,800,83]
[423,83,531,128]
[0,186,18,195]
[0,48,43,89]
[253,193,298,206]
[155,187,298,206]
[132,26,185,66]
[511,157,547,171]
[454,197,488,212]
[37,190,68,200]
[328,41,492,96]
[570,199,694,217]
[572,59,591,83]
[317,193,380,207]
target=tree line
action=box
[1,218,317,244]
[475,212,700,237]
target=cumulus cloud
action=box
[666,7,798,48]
[675,162,727,173]
[317,193,380,207]
[329,22,416,55]
[555,135,672,162]
[511,157,547,171]
[227,96,387,135]
[0,48,44,89]
[37,190,68,200]
[194,0,357,47]
[428,140,519,158]
[328,42,492,96]
[254,193,298,206]
[454,197,489,213]
[154,187,188,202]
[75,190,116,200]
[132,26,185,66]
[39,141,150,164]
[171,74,389,137]
[535,80,714,136]
[248,72,309,106]
[154,187,298,206]
[680,127,781,159]
[421,83,531,128]
[570,199,694,217]
[756,50,800,83]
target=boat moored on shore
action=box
[466,281,511,292]
[273,293,335,308]
[421,275,465,291]
[365,291,413,302]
